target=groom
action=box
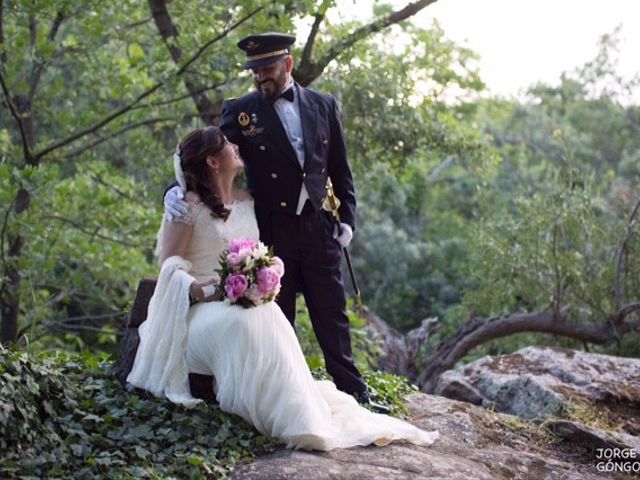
[166,32,386,411]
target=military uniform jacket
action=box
[220,85,356,245]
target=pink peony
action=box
[244,284,263,305]
[271,256,285,277]
[227,252,242,267]
[256,266,281,295]
[228,237,257,255]
[224,273,248,302]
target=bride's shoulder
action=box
[185,191,202,204]
[181,191,208,222]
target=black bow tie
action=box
[278,87,294,102]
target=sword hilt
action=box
[322,177,342,224]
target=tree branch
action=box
[148,0,261,124]
[551,224,564,310]
[50,317,125,334]
[28,11,65,102]
[42,215,142,247]
[426,155,455,183]
[415,306,639,392]
[65,117,175,159]
[175,5,263,77]
[148,0,180,59]
[609,302,640,329]
[130,81,225,111]
[0,1,6,65]
[32,82,164,161]
[295,0,438,85]
[85,169,137,203]
[124,17,153,29]
[0,201,15,296]
[31,6,263,162]
[0,71,34,163]
[29,13,36,51]
[300,0,330,68]
[615,197,640,308]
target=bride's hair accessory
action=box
[173,145,187,190]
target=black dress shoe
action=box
[353,391,391,414]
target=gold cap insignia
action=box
[238,112,250,127]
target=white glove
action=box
[164,185,189,221]
[333,223,353,248]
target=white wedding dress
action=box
[127,200,438,451]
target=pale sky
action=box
[414,0,640,101]
[328,0,640,102]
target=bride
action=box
[127,126,439,451]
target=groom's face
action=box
[251,57,290,102]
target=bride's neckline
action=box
[218,188,253,207]
[224,198,252,207]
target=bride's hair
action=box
[178,126,231,220]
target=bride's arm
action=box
[158,191,200,264]
[158,221,193,266]
[158,194,220,302]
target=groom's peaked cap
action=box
[237,32,295,70]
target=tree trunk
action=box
[148,0,219,125]
[0,231,24,344]
[0,94,34,344]
[362,309,438,379]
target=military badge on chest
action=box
[238,111,264,137]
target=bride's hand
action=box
[190,276,220,303]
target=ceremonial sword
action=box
[322,177,364,312]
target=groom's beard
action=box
[254,68,287,102]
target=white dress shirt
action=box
[273,80,309,215]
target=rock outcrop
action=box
[435,346,640,452]
[232,347,640,479]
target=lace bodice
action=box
[156,200,259,280]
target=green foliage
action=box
[308,365,418,418]
[295,296,383,369]
[352,161,478,330]
[317,20,487,175]
[4,161,159,351]
[3,0,640,366]
[308,21,494,331]
[465,173,615,320]
[0,345,277,479]
[440,28,640,357]
[0,337,422,478]
[361,369,419,418]
[0,0,328,347]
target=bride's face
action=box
[214,140,243,176]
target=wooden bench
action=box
[112,278,216,402]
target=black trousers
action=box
[269,206,366,395]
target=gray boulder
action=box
[233,394,629,479]
[231,347,639,479]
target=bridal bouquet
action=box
[216,237,284,308]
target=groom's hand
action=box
[165,185,189,221]
[333,223,353,248]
